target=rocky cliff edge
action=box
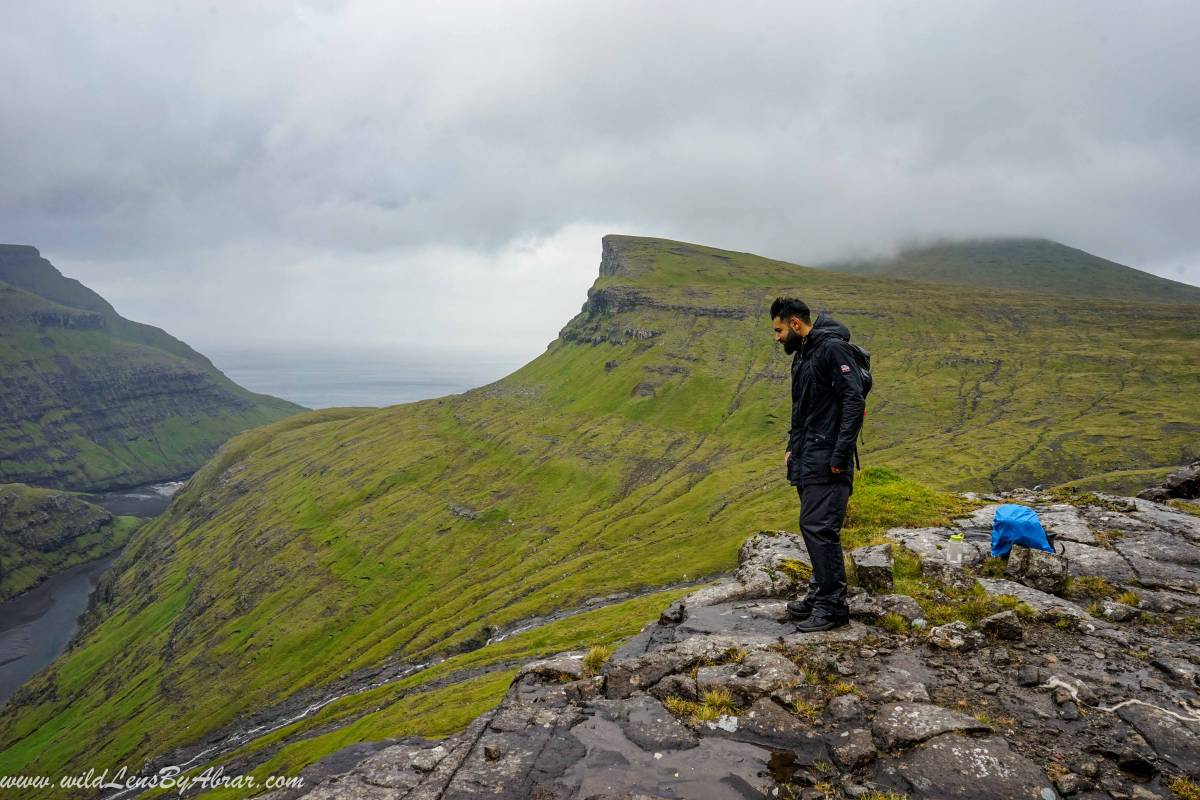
[262,491,1200,800]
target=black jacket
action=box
[786,313,867,486]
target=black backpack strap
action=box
[855,408,866,470]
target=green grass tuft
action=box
[791,697,823,720]
[1168,500,1200,519]
[664,688,741,725]
[582,645,612,678]
[1116,590,1141,607]
[980,557,1008,577]
[1170,775,1200,800]
[1065,575,1120,601]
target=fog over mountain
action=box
[3,1,1198,361]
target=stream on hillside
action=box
[97,579,713,800]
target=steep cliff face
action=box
[0,245,305,492]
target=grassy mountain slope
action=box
[0,234,1197,792]
[0,245,305,491]
[0,482,141,602]
[829,237,1200,305]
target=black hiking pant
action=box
[797,481,852,617]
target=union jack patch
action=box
[840,364,851,373]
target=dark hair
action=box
[770,297,810,324]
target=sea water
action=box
[206,345,523,409]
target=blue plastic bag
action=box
[991,504,1053,558]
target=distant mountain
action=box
[827,237,1200,304]
[0,244,305,491]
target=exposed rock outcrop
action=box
[1139,460,1200,501]
[263,493,1200,800]
[0,482,119,601]
[0,483,111,552]
[850,544,894,593]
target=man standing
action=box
[770,297,866,632]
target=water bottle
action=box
[946,533,964,566]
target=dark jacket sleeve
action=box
[822,340,866,470]
[788,404,801,455]
[787,353,803,456]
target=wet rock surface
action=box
[590,695,699,752]
[875,734,1055,800]
[871,702,990,749]
[267,498,1200,800]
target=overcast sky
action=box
[3,1,1198,365]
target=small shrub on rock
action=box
[581,645,612,678]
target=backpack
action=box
[991,504,1053,557]
[845,342,873,399]
[830,340,872,471]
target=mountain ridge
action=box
[0,244,305,492]
[0,244,119,315]
[0,243,243,369]
[824,236,1200,305]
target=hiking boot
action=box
[795,611,850,633]
[786,598,815,620]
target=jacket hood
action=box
[804,312,851,349]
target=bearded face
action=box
[780,324,803,354]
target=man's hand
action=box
[785,451,791,465]
[830,465,844,474]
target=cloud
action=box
[63,221,619,360]
[2,0,1198,360]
